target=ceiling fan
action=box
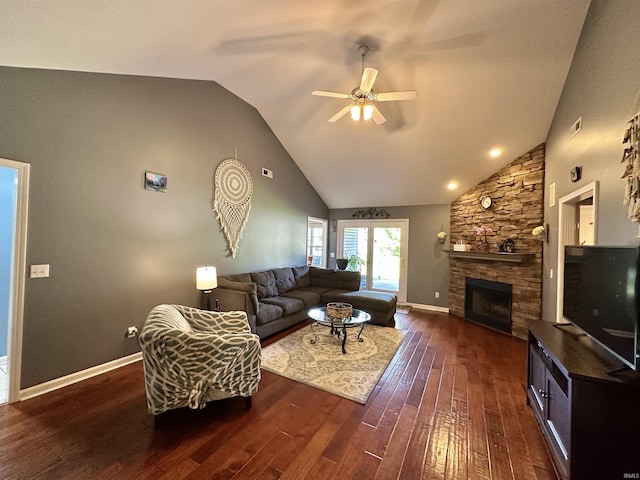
[312,45,418,125]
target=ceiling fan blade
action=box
[376,91,418,102]
[328,105,352,123]
[359,67,378,93]
[312,90,351,99]
[371,105,386,125]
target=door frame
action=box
[307,216,328,268]
[555,181,598,324]
[0,158,29,403]
[336,218,409,303]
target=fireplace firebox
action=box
[465,277,513,333]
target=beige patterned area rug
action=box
[261,324,405,404]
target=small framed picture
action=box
[144,171,167,192]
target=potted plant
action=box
[474,225,493,252]
[336,258,349,270]
[347,254,363,271]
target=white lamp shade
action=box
[196,266,218,290]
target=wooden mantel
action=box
[445,250,536,263]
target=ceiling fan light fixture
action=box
[363,104,374,121]
[350,105,361,121]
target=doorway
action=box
[0,158,29,404]
[337,219,408,303]
[307,217,328,268]
[555,181,598,323]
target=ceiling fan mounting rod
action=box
[358,44,369,76]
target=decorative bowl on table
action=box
[326,302,353,320]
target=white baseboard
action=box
[19,352,142,401]
[405,302,450,313]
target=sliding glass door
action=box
[337,219,408,302]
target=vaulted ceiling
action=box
[0,0,591,208]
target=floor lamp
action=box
[196,266,218,310]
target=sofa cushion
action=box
[292,265,310,288]
[256,302,283,325]
[297,286,332,295]
[217,278,257,295]
[332,290,397,312]
[261,296,304,316]
[319,288,357,305]
[220,273,252,283]
[251,271,278,299]
[282,289,321,308]
[309,267,360,291]
[273,267,296,294]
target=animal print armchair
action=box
[139,304,261,415]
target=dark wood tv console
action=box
[527,320,640,480]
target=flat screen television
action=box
[563,245,640,371]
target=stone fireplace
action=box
[465,277,513,333]
[448,144,544,339]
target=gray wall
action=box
[0,67,328,388]
[328,205,450,307]
[543,1,640,321]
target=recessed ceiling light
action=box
[447,182,457,190]
[489,148,502,158]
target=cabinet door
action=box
[546,374,571,460]
[528,346,546,414]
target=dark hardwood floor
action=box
[0,310,557,479]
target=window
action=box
[307,217,328,268]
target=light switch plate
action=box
[30,264,50,278]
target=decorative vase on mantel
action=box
[477,240,490,252]
[474,225,493,253]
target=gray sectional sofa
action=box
[213,265,397,338]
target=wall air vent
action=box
[570,117,582,138]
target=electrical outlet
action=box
[126,326,138,338]
[435,291,440,299]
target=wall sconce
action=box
[437,225,447,244]
[532,224,549,243]
[331,219,337,232]
[196,266,218,310]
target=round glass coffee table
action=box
[307,307,371,354]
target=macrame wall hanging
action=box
[622,107,640,234]
[213,155,253,258]
[620,87,640,237]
